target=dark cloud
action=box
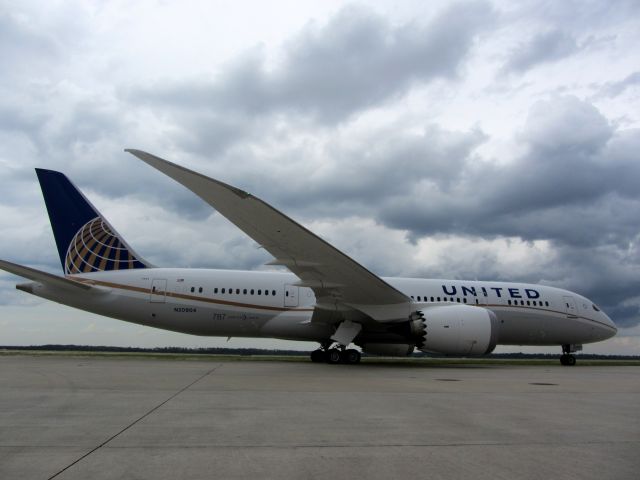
[542,244,640,328]
[247,125,488,214]
[502,29,580,73]
[513,0,640,31]
[599,71,640,98]
[375,97,639,246]
[132,1,495,128]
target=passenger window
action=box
[272,290,276,296]
[431,297,434,302]
[508,300,511,305]
[199,287,203,293]
[463,298,467,304]
[444,298,448,302]
[221,288,225,294]
[214,288,218,294]
[243,289,247,294]
[456,298,460,303]
[417,296,421,301]
[526,300,530,306]
[437,297,441,301]
[258,289,262,295]
[190,287,195,293]
[236,288,240,294]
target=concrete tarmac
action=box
[0,355,638,480]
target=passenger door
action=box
[284,284,299,307]
[150,278,167,303]
[563,295,578,318]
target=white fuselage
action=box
[20,268,617,348]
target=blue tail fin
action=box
[35,168,151,274]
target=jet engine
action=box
[409,305,499,356]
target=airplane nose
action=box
[600,313,617,340]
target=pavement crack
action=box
[46,364,221,480]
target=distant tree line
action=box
[0,345,638,360]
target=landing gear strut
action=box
[559,344,580,366]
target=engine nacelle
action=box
[416,305,499,356]
[361,343,415,357]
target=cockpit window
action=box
[592,304,601,312]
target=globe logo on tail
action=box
[64,217,147,274]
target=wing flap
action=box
[126,149,411,311]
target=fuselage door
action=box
[150,278,168,303]
[284,284,299,307]
[563,295,578,318]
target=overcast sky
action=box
[1,0,639,354]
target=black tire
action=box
[566,354,576,366]
[310,349,326,363]
[326,349,342,364]
[342,349,361,364]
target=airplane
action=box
[0,150,617,365]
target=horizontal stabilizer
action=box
[0,259,92,291]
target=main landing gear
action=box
[310,345,361,364]
[559,344,581,366]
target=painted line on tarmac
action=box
[46,364,222,480]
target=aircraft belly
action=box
[260,312,332,341]
[135,302,278,337]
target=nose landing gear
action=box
[559,344,581,366]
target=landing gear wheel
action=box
[560,354,576,366]
[326,348,342,364]
[341,349,361,364]
[310,349,326,363]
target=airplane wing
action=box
[126,149,411,319]
[0,259,92,291]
